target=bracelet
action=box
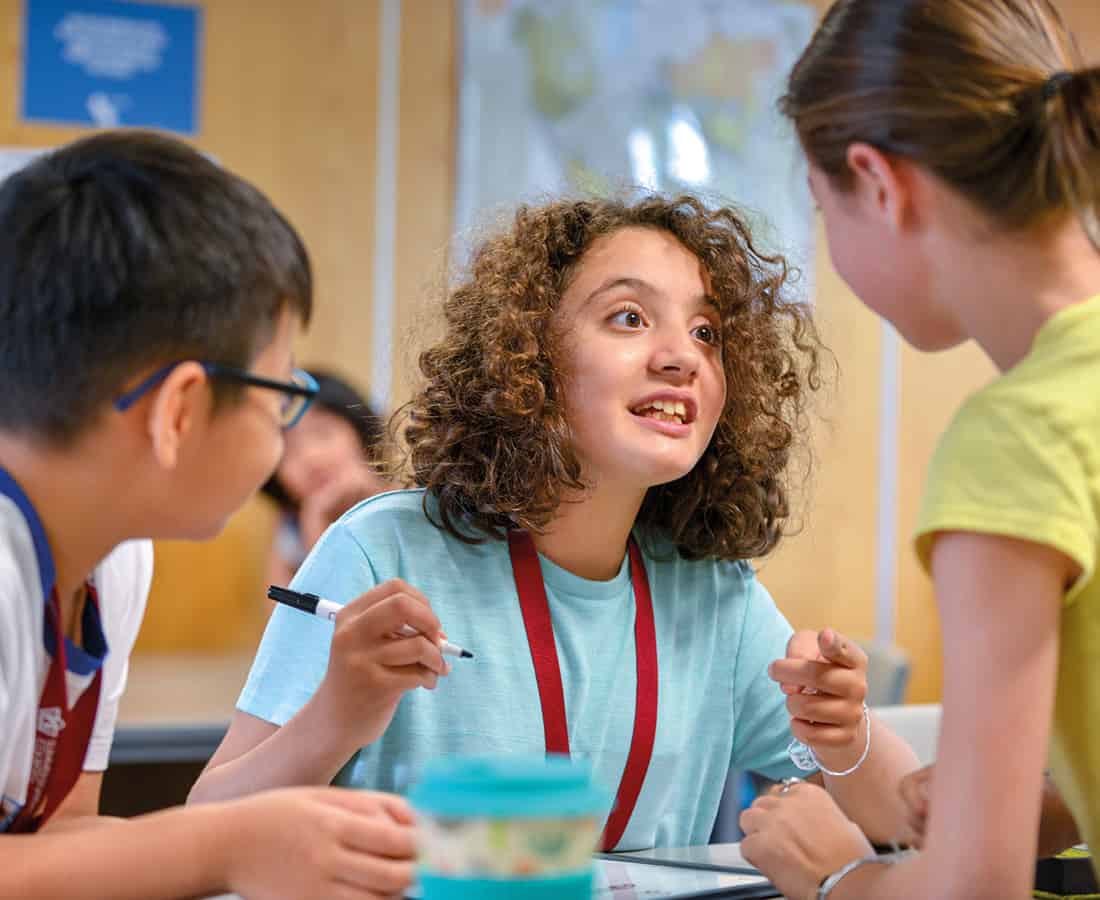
[788,702,871,777]
[816,850,913,899]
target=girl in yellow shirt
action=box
[740,2,1100,899]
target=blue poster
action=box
[21,0,201,134]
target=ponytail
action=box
[1044,66,1100,246]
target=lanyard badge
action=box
[508,531,658,852]
[6,587,103,834]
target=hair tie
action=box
[1042,70,1074,101]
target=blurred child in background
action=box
[262,370,390,585]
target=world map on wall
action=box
[456,0,817,288]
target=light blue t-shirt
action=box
[240,489,802,850]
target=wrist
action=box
[303,681,383,762]
[815,850,913,900]
[806,703,871,777]
[195,801,242,891]
[814,737,864,772]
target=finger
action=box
[785,629,823,661]
[769,658,829,690]
[360,593,443,643]
[375,635,448,675]
[786,695,863,728]
[771,660,867,700]
[370,791,417,826]
[334,852,415,896]
[319,787,416,822]
[898,778,928,818]
[788,719,852,747]
[738,805,765,836]
[380,664,441,692]
[817,628,867,670]
[339,816,417,860]
[739,832,765,869]
[907,807,927,837]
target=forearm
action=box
[38,814,124,834]
[827,842,1033,900]
[189,694,362,803]
[1,802,235,900]
[819,713,919,844]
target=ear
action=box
[846,142,911,231]
[146,362,209,470]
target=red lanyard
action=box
[7,586,102,834]
[507,531,658,852]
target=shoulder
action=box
[0,501,38,662]
[933,342,1100,478]
[93,540,153,643]
[916,318,1100,575]
[328,489,439,552]
[0,494,43,599]
[335,488,485,553]
[300,488,493,590]
[956,302,1100,443]
[341,488,435,527]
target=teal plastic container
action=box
[409,755,610,900]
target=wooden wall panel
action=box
[4,0,1099,694]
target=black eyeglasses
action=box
[114,362,319,429]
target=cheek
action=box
[700,360,727,425]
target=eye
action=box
[609,306,646,329]
[692,323,720,345]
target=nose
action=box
[648,328,701,381]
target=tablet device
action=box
[402,857,780,899]
[594,856,781,899]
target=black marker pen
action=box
[267,585,474,659]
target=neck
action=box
[0,435,133,606]
[934,215,1100,371]
[531,482,647,581]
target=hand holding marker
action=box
[267,585,474,659]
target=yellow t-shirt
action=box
[915,294,1100,862]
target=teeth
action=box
[633,401,687,424]
[641,399,688,416]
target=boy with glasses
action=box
[0,130,415,900]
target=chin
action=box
[903,327,968,353]
[174,515,231,542]
[637,457,701,488]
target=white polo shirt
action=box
[0,468,151,829]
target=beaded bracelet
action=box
[787,701,871,776]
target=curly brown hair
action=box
[392,194,824,561]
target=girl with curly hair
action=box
[192,194,918,850]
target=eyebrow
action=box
[582,276,719,313]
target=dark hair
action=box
[0,129,312,444]
[780,0,1100,243]
[393,194,824,562]
[262,369,383,511]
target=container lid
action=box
[409,754,611,819]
